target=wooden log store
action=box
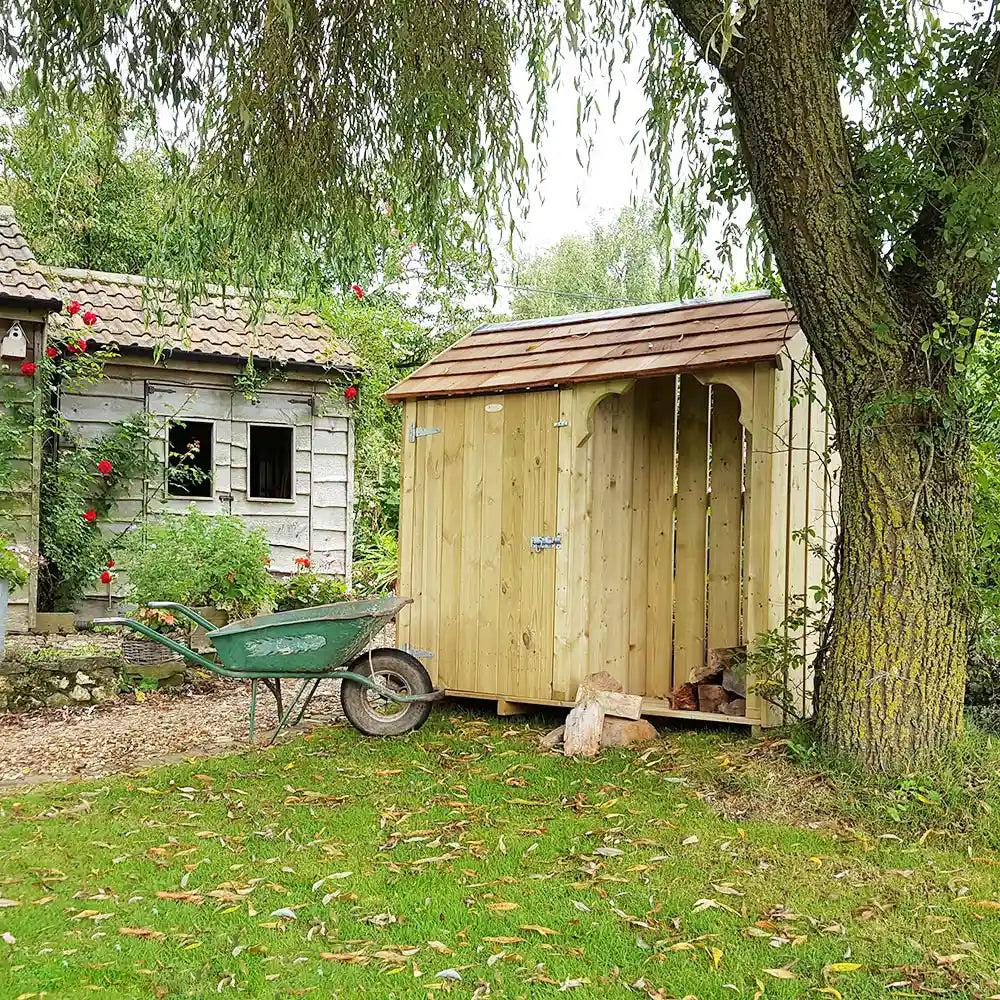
[387,292,839,727]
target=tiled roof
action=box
[386,291,798,400]
[46,268,357,369]
[0,206,61,309]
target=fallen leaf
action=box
[520,925,558,936]
[483,936,524,944]
[763,968,798,980]
[320,952,368,964]
[437,969,462,980]
[823,963,862,974]
[487,902,519,912]
[118,927,166,941]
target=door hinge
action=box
[529,534,561,552]
[407,423,441,443]
[402,644,434,659]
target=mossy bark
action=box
[663,0,984,769]
[818,403,971,770]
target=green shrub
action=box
[119,509,272,618]
[270,570,349,611]
[0,541,29,590]
[353,530,397,596]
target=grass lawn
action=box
[2,709,1000,999]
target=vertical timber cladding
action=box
[555,373,747,700]
[397,391,560,697]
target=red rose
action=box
[82,311,97,327]
[77,339,88,351]
[106,559,115,568]
[20,362,37,376]
[67,341,80,353]
[97,459,113,475]
[45,346,58,359]
[350,283,364,300]
[100,570,112,584]
[344,385,358,401]
[67,300,81,315]
[83,509,97,523]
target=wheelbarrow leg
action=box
[293,678,322,725]
[272,677,318,743]
[249,679,258,744]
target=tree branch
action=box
[664,0,901,404]
[891,29,1000,321]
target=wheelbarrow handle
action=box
[92,616,219,672]
[147,602,218,632]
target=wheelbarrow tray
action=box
[209,596,407,677]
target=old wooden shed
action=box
[1,208,358,627]
[387,293,838,726]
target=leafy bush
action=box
[0,542,29,590]
[119,509,272,618]
[270,570,349,611]
[353,530,398,596]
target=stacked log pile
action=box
[670,646,747,717]
[543,672,657,756]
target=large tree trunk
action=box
[818,399,971,769]
[660,0,987,769]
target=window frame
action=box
[166,418,216,500]
[246,422,297,503]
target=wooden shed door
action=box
[399,392,560,700]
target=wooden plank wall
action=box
[748,338,837,725]
[59,359,353,619]
[548,373,745,702]
[397,361,838,721]
[0,315,46,631]
[396,392,560,696]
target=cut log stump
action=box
[563,699,605,757]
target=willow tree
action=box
[4,1,999,770]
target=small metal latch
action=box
[402,644,434,658]
[529,534,561,552]
[553,420,568,427]
[407,424,441,443]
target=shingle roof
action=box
[0,207,61,310]
[45,268,357,369]
[386,291,798,400]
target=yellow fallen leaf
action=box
[666,942,696,952]
[709,947,723,968]
[763,968,798,980]
[813,989,843,999]
[483,936,524,944]
[488,901,519,912]
[823,963,862,974]
[520,925,558,936]
[320,952,368,964]
[934,954,968,966]
[970,900,1000,911]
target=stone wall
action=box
[0,653,122,712]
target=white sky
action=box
[514,64,654,256]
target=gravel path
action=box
[0,677,344,787]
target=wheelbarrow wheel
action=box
[341,648,434,737]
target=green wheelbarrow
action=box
[94,596,443,742]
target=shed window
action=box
[249,425,294,500]
[168,420,214,498]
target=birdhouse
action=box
[1,321,27,359]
